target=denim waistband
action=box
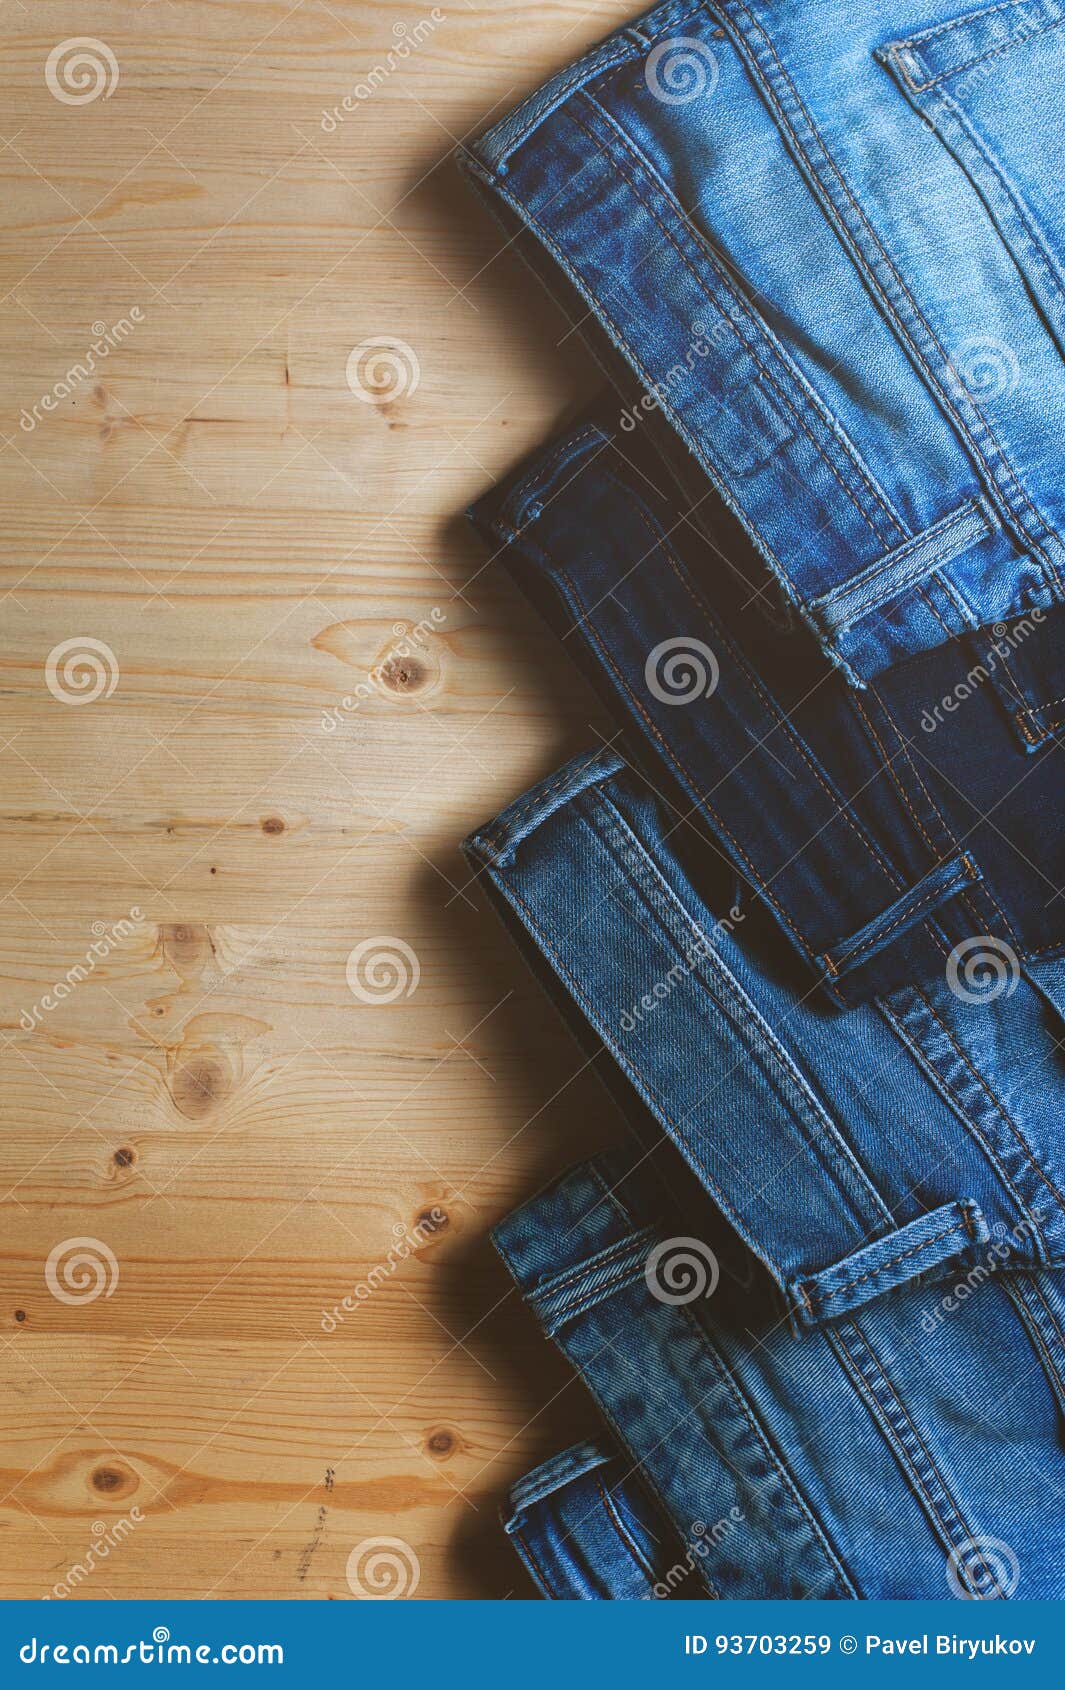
[495,1152,1065,1598]
[464,749,1065,1326]
[462,0,1065,681]
[502,1438,710,1599]
[469,414,1065,1006]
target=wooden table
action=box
[0,0,636,1600]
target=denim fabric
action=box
[470,413,1065,1007]
[461,0,1065,683]
[502,1439,709,1598]
[465,754,1065,1597]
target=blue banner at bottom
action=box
[0,1601,1059,1686]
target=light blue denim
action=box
[462,0,1065,683]
[466,750,1065,1598]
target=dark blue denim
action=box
[462,0,1065,683]
[470,413,1065,1007]
[465,752,1065,1598]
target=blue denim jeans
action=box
[462,0,1065,684]
[470,411,1065,1006]
[464,751,1065,1598]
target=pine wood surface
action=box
[0,0,638,1600]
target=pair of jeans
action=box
[462,0,1065,685]
[464,751,1065,1598]
[469,406,1065,1007]
[457,0,1065,1598]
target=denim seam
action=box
[853,700,935,860]
[913,985,1065,1217]
[718,0,1064,592]
[576,93,907,550]
[818,856,980,977]
[808,500,996,634]
[606,478,907,886]
[590,786,893,1230]
[869,675,1017,942]
[674,1300,858,1598]
[1003,1275,1065,1413]
[479,752,613,861]
[540,1252,654,1333]
[796,1208,978,1316]
[473,174,803,612]
[545,557,818,962]
[571,97,905,556]
[531,1227,657,1313]
[890,7,1065,91]
[594,1473,659,1587]
[511,1524,557,1598]
[892,0,1048,58]
[929,85,1065,335]
[879,986,1054,1250]
[830,1320,1009,1596]
[501,424,605,532]
[486,871,764,1260]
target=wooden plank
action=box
[0,0,635,1598]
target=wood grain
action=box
[0,0,634,1599]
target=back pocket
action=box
[877,2,1065,356]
